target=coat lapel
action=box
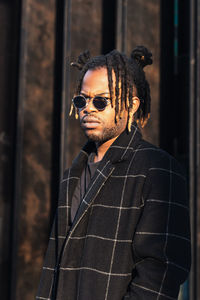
[70,160,115,233]
[65,141,97,211]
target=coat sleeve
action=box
[123,155,191,300]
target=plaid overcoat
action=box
[36,123,191,300]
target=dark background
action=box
[0,0,199,299]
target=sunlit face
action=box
[78,67,128,144]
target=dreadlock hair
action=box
[70,46,153,131]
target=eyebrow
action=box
[80,92,110,97]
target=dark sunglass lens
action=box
[93,97,107,110]
[73,96,86,108]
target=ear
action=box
[132,96,140,114]
[127,96,140,132]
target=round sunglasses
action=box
[72,95,111,111]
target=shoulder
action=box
[131,138,186,180]
[136,140,189,209]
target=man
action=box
[36,46,191,300]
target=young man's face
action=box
[78,67,128,144]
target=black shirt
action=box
[70,153,100,223]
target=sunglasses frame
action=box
[72,95,111,111]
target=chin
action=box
[83,129,101,142]
[87,134,102,143]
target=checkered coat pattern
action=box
[36,123,191,300]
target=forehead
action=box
[81,67,109,94]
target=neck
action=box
[94,136,118,162]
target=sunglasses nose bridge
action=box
[83,97,98,111]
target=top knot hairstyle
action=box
[70,46,153,131]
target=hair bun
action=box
[131,46,153,68]
[71,50,91,70]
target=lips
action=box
[81,116,101,129]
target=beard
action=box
[81,116,127,144]
[86,126,120,143]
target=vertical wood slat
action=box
[116,0,127,53]
[189,0,200,299]
[10,0,27,298]
[189,0,196,295]
[60,0,72,179]
[10,0,57,299]
[50,0,72,218]
[101,0,117,54]
[116,0,160,146]
[0,1,21,299]
[197,1,200,297]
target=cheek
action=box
[104,107,116,121]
